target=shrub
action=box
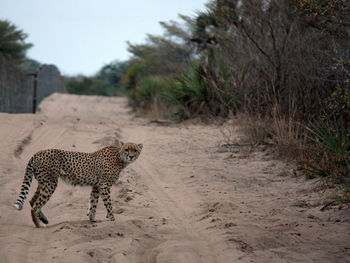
[128,76,168,111]
[303,119,350,180]
[162,63,210,120]
[65,76,115,96]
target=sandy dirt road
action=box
[0,93,349,263]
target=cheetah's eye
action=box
[125,149,129,152]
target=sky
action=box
[1,0,208,76]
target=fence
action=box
[0,55,65,113]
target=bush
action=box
[303,119,350,180]
[65,76,118,96]
[162,63,210,120]
[128,76,168,111]
[162,61,243,120]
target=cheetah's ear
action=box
[138,144,143,150]
[118,141,124,147]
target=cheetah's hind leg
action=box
[38,211,49,225]
[30,180,57,228]
[31,208,49,227]
[87,185,100,222]
[29,188,49,225]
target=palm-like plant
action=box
[0,20,32,63]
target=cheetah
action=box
[13,142,142,228]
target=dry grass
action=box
[224,114,348,171]
[220,114,273,146]
[221,113,350,202]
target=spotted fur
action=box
[14,142,142,228]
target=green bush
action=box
[303,119,350,180]
[162,63,210,120]
[65,76,119,96]
[128,76,168,110]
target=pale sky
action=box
[1,0,208,76]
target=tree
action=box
[190,0,350,121]
[126,16,197,78]
[97,60,127,88]
[0,20,32,63]
[65,75,112,96]
[65,61,127,96]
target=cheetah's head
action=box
[119,142,143,164]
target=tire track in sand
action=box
[132,158,218,263]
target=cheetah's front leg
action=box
[100,185,115,221]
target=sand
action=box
[0,93,349,263]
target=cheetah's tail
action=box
[14,158,35,210]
